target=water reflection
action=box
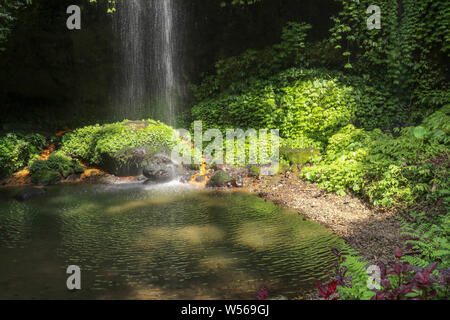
[0,183,343,299]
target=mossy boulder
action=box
[208,170,231,187]
[61,120,178,176]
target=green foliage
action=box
[330,0,450,127]
[280,147,320,166]
[301,104,450,208]
[400,212,450,269]
[29,151,85,185]
[190,4,449,132]
[337,212,450,300]
[273,22,312,70]
[276,158,291,174]
[0,132,45,179]
[192,68,357,147]
[281,135,323,152]
[335,245,375,300]
[192,84,277,131]
[196,1,446,132]
[216,130,280,167]
[278,78,356,144]
[29,169,61,186]
[60,124,103,163]
[334,242,449,300]
[248,165,261,177]
[334,210,450,300]
[61,120,178,168]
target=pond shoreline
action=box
[241,173,405,267]
[182,170,406,300]
[1,167,405,300]
[1,168,405,265]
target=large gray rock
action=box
[143,153,178,183]
[100,146,150,177]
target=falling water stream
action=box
[113,0,181,124]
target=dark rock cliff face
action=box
[0,0,340,131]
[0,0,115,132]
[0,1,115,133]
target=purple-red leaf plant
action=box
[316,247,449,300]
[255,284,269,300]
[313,247,347,300]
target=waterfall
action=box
[112,0,182,125]
[154,0,177,125]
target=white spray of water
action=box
[113,0,181,125]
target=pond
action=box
[0,183,342,299]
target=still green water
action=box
[0,183,342,299]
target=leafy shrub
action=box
[301,104,450,208]
[280,147,320,166]
[273,22,311,70]
[330,0,449,128]
[29,151,85,185]
[370,255,449,300]
[60,125,103,162]
[191,17,426,132]
[281,135,323,151]
[278,78,356,144]
[61,120,178,169]
[248,165,261,177]
[0,133,45,179]
[321,245,376,300]
[192,69,357,147]
[0,0,31,51]
[400,212,450,270]
[301,124,383,197]
[276,158,291,174]
[192,86,278,132]
[29,170,62,186]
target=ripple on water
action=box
[0,184,343,299]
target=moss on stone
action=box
[29,151,85,184]
[208,170,231,187]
